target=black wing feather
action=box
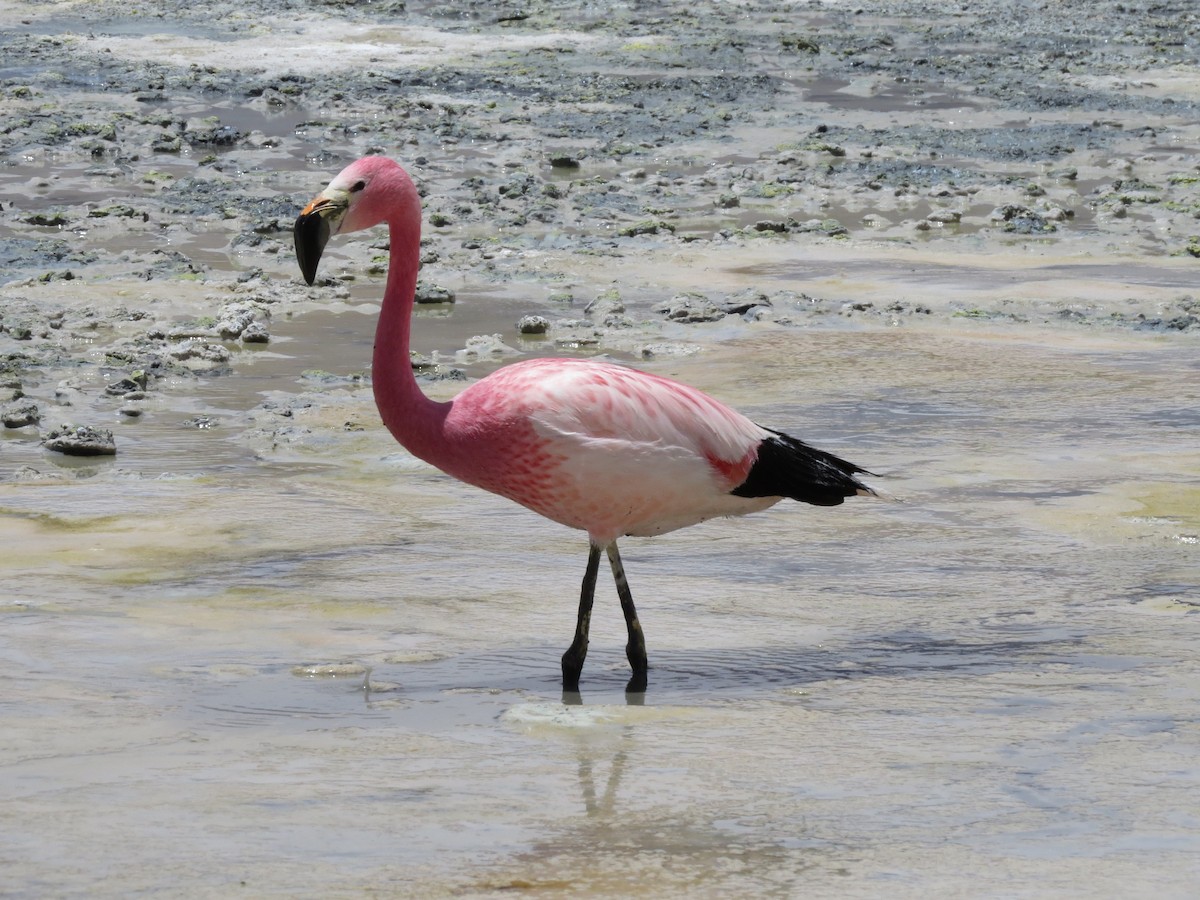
[731,428,876,507]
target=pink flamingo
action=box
[295,156,876,693]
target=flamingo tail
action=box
[732,428,877,507]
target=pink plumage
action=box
[295,156,876,693]
[431,357,778,542]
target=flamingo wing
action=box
[521,359,769,489]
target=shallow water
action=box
[3,1,1200,895]
[3,319,1199,897]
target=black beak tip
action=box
[294,211,329,286]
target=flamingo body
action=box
[409,356,777,543]
[295,156,876,692]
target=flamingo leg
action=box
[562,542,602,692]
[607,542,649,693]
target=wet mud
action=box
[2,1,1199,897]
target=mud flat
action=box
[1,2,1198,898]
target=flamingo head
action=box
[294,156,419,285]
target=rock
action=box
[516,315,550,335]
[552,325,602,350]
[721,289,772,315]
[752,219,788,233]
[104,371,148,396]
[411,362,468,382]
[639,342,701,359]
[2,401,40,428]
[184,116,242,147]
[216,305,257,339]
[619,219,675,237]
[498,174,536,198]
[151,134,182,153]
[241,322,270,343]
[11,465,71,482]
[414,281,456,304]
[655,292,726,323]
[2,320,35,340]
[42,424,117,456]
[990,204,1056,234]
[168,322,219,339]
[168,341,232,366]
[781,34,820,53]
[300,370,365,386]
[455,334,520,364]
[24,212,69,227]
[926,209,963,224]
[584,289,625,319]
[790,218,849,237]
[87,204,139,219]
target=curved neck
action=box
[371,217,447,450]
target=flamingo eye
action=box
[350,180,367,193]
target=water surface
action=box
[3,322,1198,897]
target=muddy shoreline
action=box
[2,0,1199,474]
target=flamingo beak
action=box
[294,193,346,285]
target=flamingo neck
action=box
[371,217,446,450]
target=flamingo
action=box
[294,156,876,693]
